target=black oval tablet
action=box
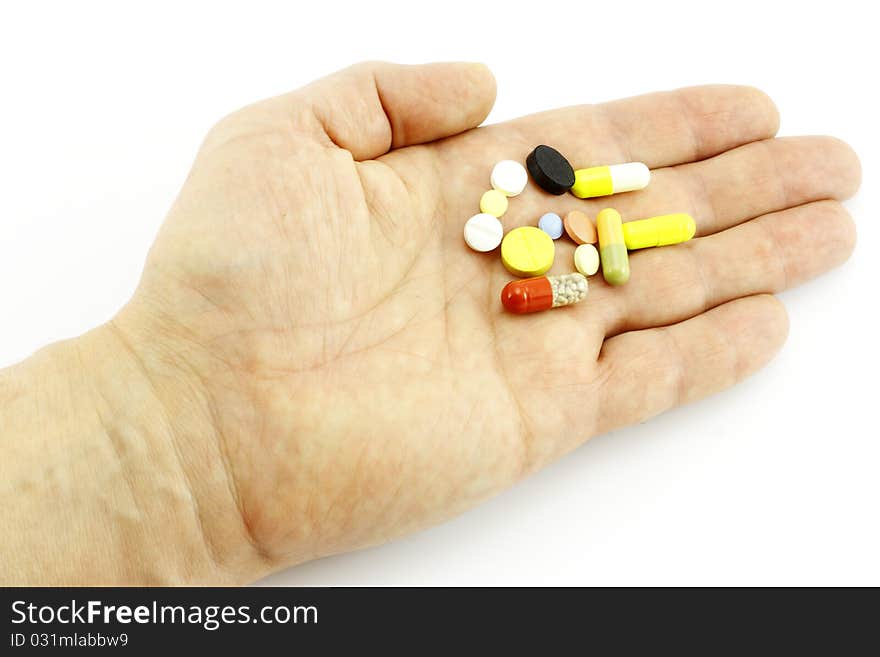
[526,145,575,195]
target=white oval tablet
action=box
[574,243,600,276]
[464,213,504,252]
[490,160,528,197]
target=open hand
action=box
[112,62,860,578]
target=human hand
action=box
[110,62,860,580]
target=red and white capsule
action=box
[501,272,588,314]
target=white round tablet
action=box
[574,243,600,276]
[490,160,528,197]
[464,213,504,252]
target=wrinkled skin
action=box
[110,62,860,579]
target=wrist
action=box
[1,314,269,585]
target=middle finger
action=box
[500,135,860,238]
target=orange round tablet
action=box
[563,210,597,245]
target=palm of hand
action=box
[119,63,859,572]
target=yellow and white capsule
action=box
[622,213,696,250]
[571,162,651,198]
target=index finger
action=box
[490,85,780,169]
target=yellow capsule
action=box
[571,162,650,199]
[597,208,630,286]
[572,166,614,197]
[622,213,696,250]
[501,226,555,277]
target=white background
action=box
[1,0,877,585]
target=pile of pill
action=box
[464,144,696,314]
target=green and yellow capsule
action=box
[597,208,630,286]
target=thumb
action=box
[299,61,497,160]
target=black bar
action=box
[1,587,876,651]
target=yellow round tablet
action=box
[480,189,509,217]
[501,226,555,277]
